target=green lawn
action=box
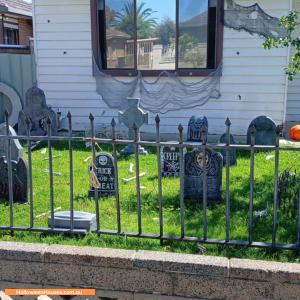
[1,141,300,262]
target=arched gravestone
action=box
[219,133,237,166]
[184,148,223,203]
[187,116,208,142]
[89,153,116,198]
[0,82,22,126]
[0,156,28,203]
[246,116,276,145]
[18,87,57,136]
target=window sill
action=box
[100,68,219,77]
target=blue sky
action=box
[108,0,208,23]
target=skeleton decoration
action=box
[224,0,288,38]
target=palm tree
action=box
[116,1,158,39]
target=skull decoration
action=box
[98,155,108,166]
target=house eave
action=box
[0,5,32,18]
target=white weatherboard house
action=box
[32,0,300,138]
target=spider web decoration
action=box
[93,0,286,113]
[93,60,222,114]
[224,0,288,38]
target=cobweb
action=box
[93,0,286,113]
[224,0,288,38]
[93,60,222,114]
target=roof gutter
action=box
[0,5,32,17]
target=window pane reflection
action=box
[136,0,176,70]
[105,0,135,69]
[179,0,208,68]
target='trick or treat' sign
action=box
[89,153,116,197]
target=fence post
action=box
[67,112,74,232]
[225,117,231,243]
[89,113,100,232]
[249,125,256,244]
[155,115,164,239]
[26,114,34,228]
[111,118,121,233]
[272,125,281,247]
[201,125,208,241]
[178,124,185,239]
[133,122,142,235]
[47,116,55,230]
[5,110,14,230]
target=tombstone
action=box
[119,97,148,155]
[247,116,277,145]
[187,116,208,142]
[48,211,96,231]
[184,148,223,203]
[161,145,180,177]
[0,124,23,161]
[219,133,237,166]
[88,153,116,198]
[18,86,57,136]
[0,157,28,203]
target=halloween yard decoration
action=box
[18,87,57,136]
[119,98,148,156]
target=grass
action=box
[1,140,300,263]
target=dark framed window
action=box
[4,28,19,45]
[91,0,223,76]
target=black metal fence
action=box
[1,110,300,251]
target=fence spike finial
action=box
[46,115,52,125]
[155,114,160,124]
[225,117,231,127]
[25,114,31,126]
[250,124,256,135]
[111,118,116,128]
[67,111,72,119]
[133,122,138,131]
[178,123,183,132]
[276,125,282,136]
[89,113,94,121]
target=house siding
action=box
[33,0,291,137]
[286,0,300,129]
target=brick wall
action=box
[18,18,33,46]
[1,242,300,300]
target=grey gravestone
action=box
[0,124,23,161]
[187,116,208,142]
[18,87,57,136]
[184,148,223,203]
[247,116,276,145]
[48,211,96,231]
[219,133,237,166]
[89,153,116,197]
[0,156,28,203]
[119,97,148,155]
[161,145,180,177]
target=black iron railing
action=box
[1,110,300,251]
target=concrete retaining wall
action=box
[0,242,300,300]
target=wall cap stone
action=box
[0,241,300,284]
